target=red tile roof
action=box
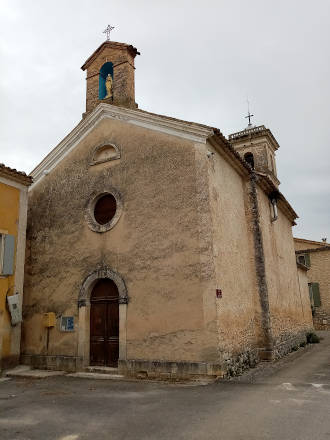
[0,163,32,185]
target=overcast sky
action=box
[1,0,329,240]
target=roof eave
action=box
[255,173,298,223]
[296,245,330,254]
[208,130,251,178]
[81,41,140,71]
[0,165,32,186]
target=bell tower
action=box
[229,125,280,187]
[81,39,140,113]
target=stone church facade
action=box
[21,40,313,378]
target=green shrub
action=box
[306,332,320,344]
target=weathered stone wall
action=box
[205,142,260,373]
[304,249,330,329]
[22,117,220,369]
[257,189,313,351]
[297,266,312,322]
[313,309,330,330]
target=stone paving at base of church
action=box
[1,331,330,440]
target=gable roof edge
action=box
[30,103,214,188]
[208,132,251,177]
[81,41,140,71]
[296,245,330,254]
[294,237,326,247]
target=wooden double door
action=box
[90,278,119,367]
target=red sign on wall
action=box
[216,289,222,298]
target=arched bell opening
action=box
[244,152,255,169]
[99,62,113,100]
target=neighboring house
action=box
[294,238,330,329]
[0,164,32,370]
[21,39,313,379]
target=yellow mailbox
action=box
[43,312,56,328]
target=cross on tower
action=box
[103,25,115,41]
[245,111,254,127]
[245,99,254,127]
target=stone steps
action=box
[5,365,65,379]
[86,366,119,374]
[66,365,125,380]
[3,365,125,381]
[67,371,125,380]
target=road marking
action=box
[311,383,324,388]
[289,398,312,406]
[58,436,79,440]
[280,382,296,390]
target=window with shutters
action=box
[297,253,311,267]
[310,282,321,307]
[0,234,15,276]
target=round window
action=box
[86,189,122,233]
[94,194,117,225]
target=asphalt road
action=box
[1,333,330,440]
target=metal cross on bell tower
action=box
[103,24,115,41]
[245,99,254,128]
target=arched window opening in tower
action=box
[244,152,255,169]
[99,62,113,100]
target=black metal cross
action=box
[245,110,254,127]
[103,25,115,41]
[245,99,254,127]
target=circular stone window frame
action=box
[85,187,123,233]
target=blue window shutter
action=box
[2,234,15,275]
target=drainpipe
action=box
[249,172,274,360]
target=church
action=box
[21,37,313,378]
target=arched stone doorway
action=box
[77,268,128,369]
[90,278,119,367]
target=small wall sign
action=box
[60,316,74,332]
[7,293,22,325]
[216,289,222,298]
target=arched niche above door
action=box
[90,142,121,166]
